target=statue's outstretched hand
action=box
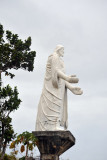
[67,75,79,83]
[71,87,83,95]
[71,75,76,77]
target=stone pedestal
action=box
[32,131,75,160]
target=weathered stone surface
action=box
[32,131,75,160]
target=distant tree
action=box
[0,85,21,159]
[0,23,36,79]
[0,24,36,159]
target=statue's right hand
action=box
[70,75,76,77]
[67,76,79,83]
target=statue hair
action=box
[54,45,64,53]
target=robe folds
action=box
[36,53,68,131]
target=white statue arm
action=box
[57,70,79,83]
[57,70,83,95]
[65,81,83,95]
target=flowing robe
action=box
[36,54,68,131]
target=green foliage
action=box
[0,85,21,157]
[0,153,17,160]
[0,23,36,159]
[19,157,25,160]
[0,23,36,78]
[10,131,38,158]
[16,131,37,147]
[3,154,17,160]
[0,85,21,112]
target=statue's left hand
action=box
[71,87,83,95]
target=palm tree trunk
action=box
[25,143,29,160]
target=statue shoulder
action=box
[48,54,59,62]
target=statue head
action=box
[54,45,64,57]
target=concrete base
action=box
[32,131,75,160]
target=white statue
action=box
[36,45,83,131]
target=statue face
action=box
[58,48,64,57]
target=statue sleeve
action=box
[51,54,59,88]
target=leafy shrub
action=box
[0,153,17,160]
[19,156,25,160]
